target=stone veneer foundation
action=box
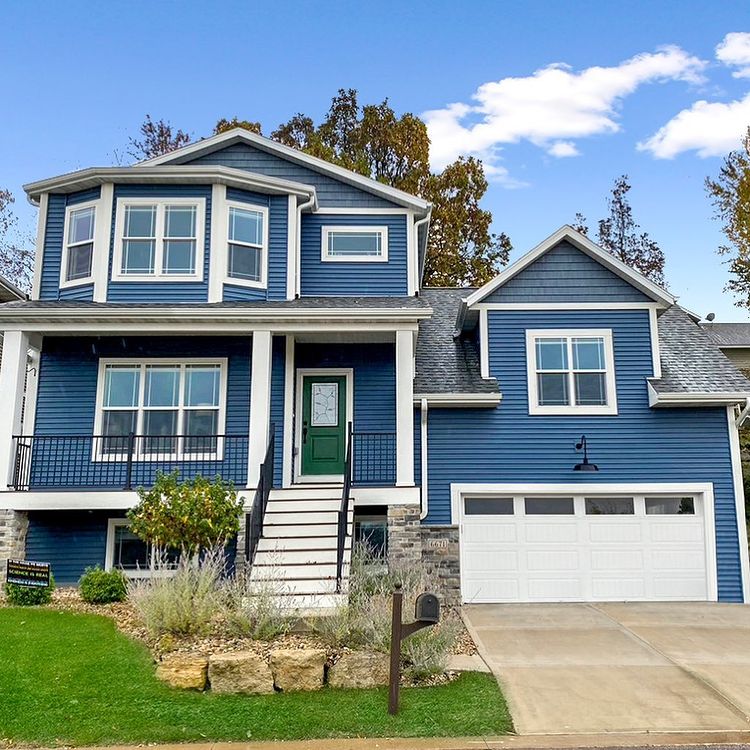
[0,509,28,582]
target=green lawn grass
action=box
[0,607,512,746]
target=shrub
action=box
[5,574,55,606]
[79,567,127,604]
[128,547,225,636]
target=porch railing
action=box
[336,421,353,593]
[10,434,249,491]
[245,425,276,565]
[352,431,396,486]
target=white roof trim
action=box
[464,225,677,309]
[647,381,749,407]
[23,166,318,206]
[412,392,502,408]
[137,128,431,213]
[0,275,26,302]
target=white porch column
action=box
[247,331,273,489]
[0,331,30,490]
[395,329,415,487]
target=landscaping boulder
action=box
[270,648,326,692]
[208,651,274,694]
[328,650,389,689]
[155,654,208,690]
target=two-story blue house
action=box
[1,128,749,607]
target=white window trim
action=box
[321,225,389,263]
[92,357,228,462]
[526,328,617,416]
[105,518,174,579]
[224,200,269,290]
[60,200,98,289]
[111,197,206,282]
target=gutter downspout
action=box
[413,211,431,293]
[420,397,429,519]
[736,398,750,428]
[294,192,317,298]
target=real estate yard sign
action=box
[6,559,51,588]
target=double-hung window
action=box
[113,198,205,281]
[61,203,96,286]
[226,203,267,287]
[96,359,226,459]
[321,226,388,262]
[526,329,617,415]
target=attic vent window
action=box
[322,226,388,262]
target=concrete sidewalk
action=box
[463,602,750,734]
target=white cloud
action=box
[716,32,750,78]
[423,45,706,173]
[638,92,750,158]
[547,141,580,157]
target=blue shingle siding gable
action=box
[107,185,212,303]
[39,188,101,301]
[423,309,744,602]
[300,214,408,296]
[32,336,251,489]
[485,241,652,303]
[187,142,399,208]
[224,188,288,301]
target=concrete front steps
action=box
[249,487,353,611]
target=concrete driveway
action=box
[463,602,750,734]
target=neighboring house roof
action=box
[700,322,750,348]
[137,128,431,213]
[415,288,500,403]
[649,306,750,405]
[0,275,26,302]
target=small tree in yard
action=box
[128,472,243,559]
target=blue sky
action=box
[1,0,750,318]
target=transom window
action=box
[95,359,225,459]
[113,199,205,281]
[62,204,96,285]
[526,329,617,415]
[322,226,389,262]
[227,204,266,286]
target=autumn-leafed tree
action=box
[128,115,191,160]
[706,127,750,309]
[272,89,511,285]
[574,176,665,284]
[0,188,33,292]
[214,117,262,135]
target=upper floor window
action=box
[226,203,267,288]
[322,226,388,262]
[112,198,205,282]
[525,329,617,415]
[61,203,96,287]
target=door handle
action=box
[302,422,308,444]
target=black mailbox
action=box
[415,592,440,623]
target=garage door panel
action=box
[651,549,706,571]
[588,523,642,543]
[591,577,646,599]
[528,578,582,600]
[649,523,704,543]
[463,524,517,543]
[463,548,518,572]
[526,549,579,570]
[463,578,520,602]
[652,577,708,599]
[524,523,578,543]
[590,549,644,571]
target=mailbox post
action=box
[388,583,441,715]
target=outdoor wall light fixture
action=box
[573,434,599,472]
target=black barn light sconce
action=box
[573,434,599,472]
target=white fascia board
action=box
[0,276,26,302]
[648,385,750,407]
[412,392,502,407]
[136,129,431,213]
[0,490,141,511]
[464,225,676,309]
[23,166,317,205]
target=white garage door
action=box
[460,492,711,603]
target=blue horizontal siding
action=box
[223,189,287,301]
[32,336,252,489]
[423,309,744,602]
[40,188,101,300]
[188,142,398,208]
[485,241,652,303]
[107,185,212,303]
[300,214,408,296]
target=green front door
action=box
[300,375,347,476]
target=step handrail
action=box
[336,421,353,593]
[245,424,275,565]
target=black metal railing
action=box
[10,434,249,491]
[245,425,276,565]
[336,421,354,593]
[352,431,397,486]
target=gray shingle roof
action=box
[699,322,750,347]
[415,289,500,395]
[652,306,750,394]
